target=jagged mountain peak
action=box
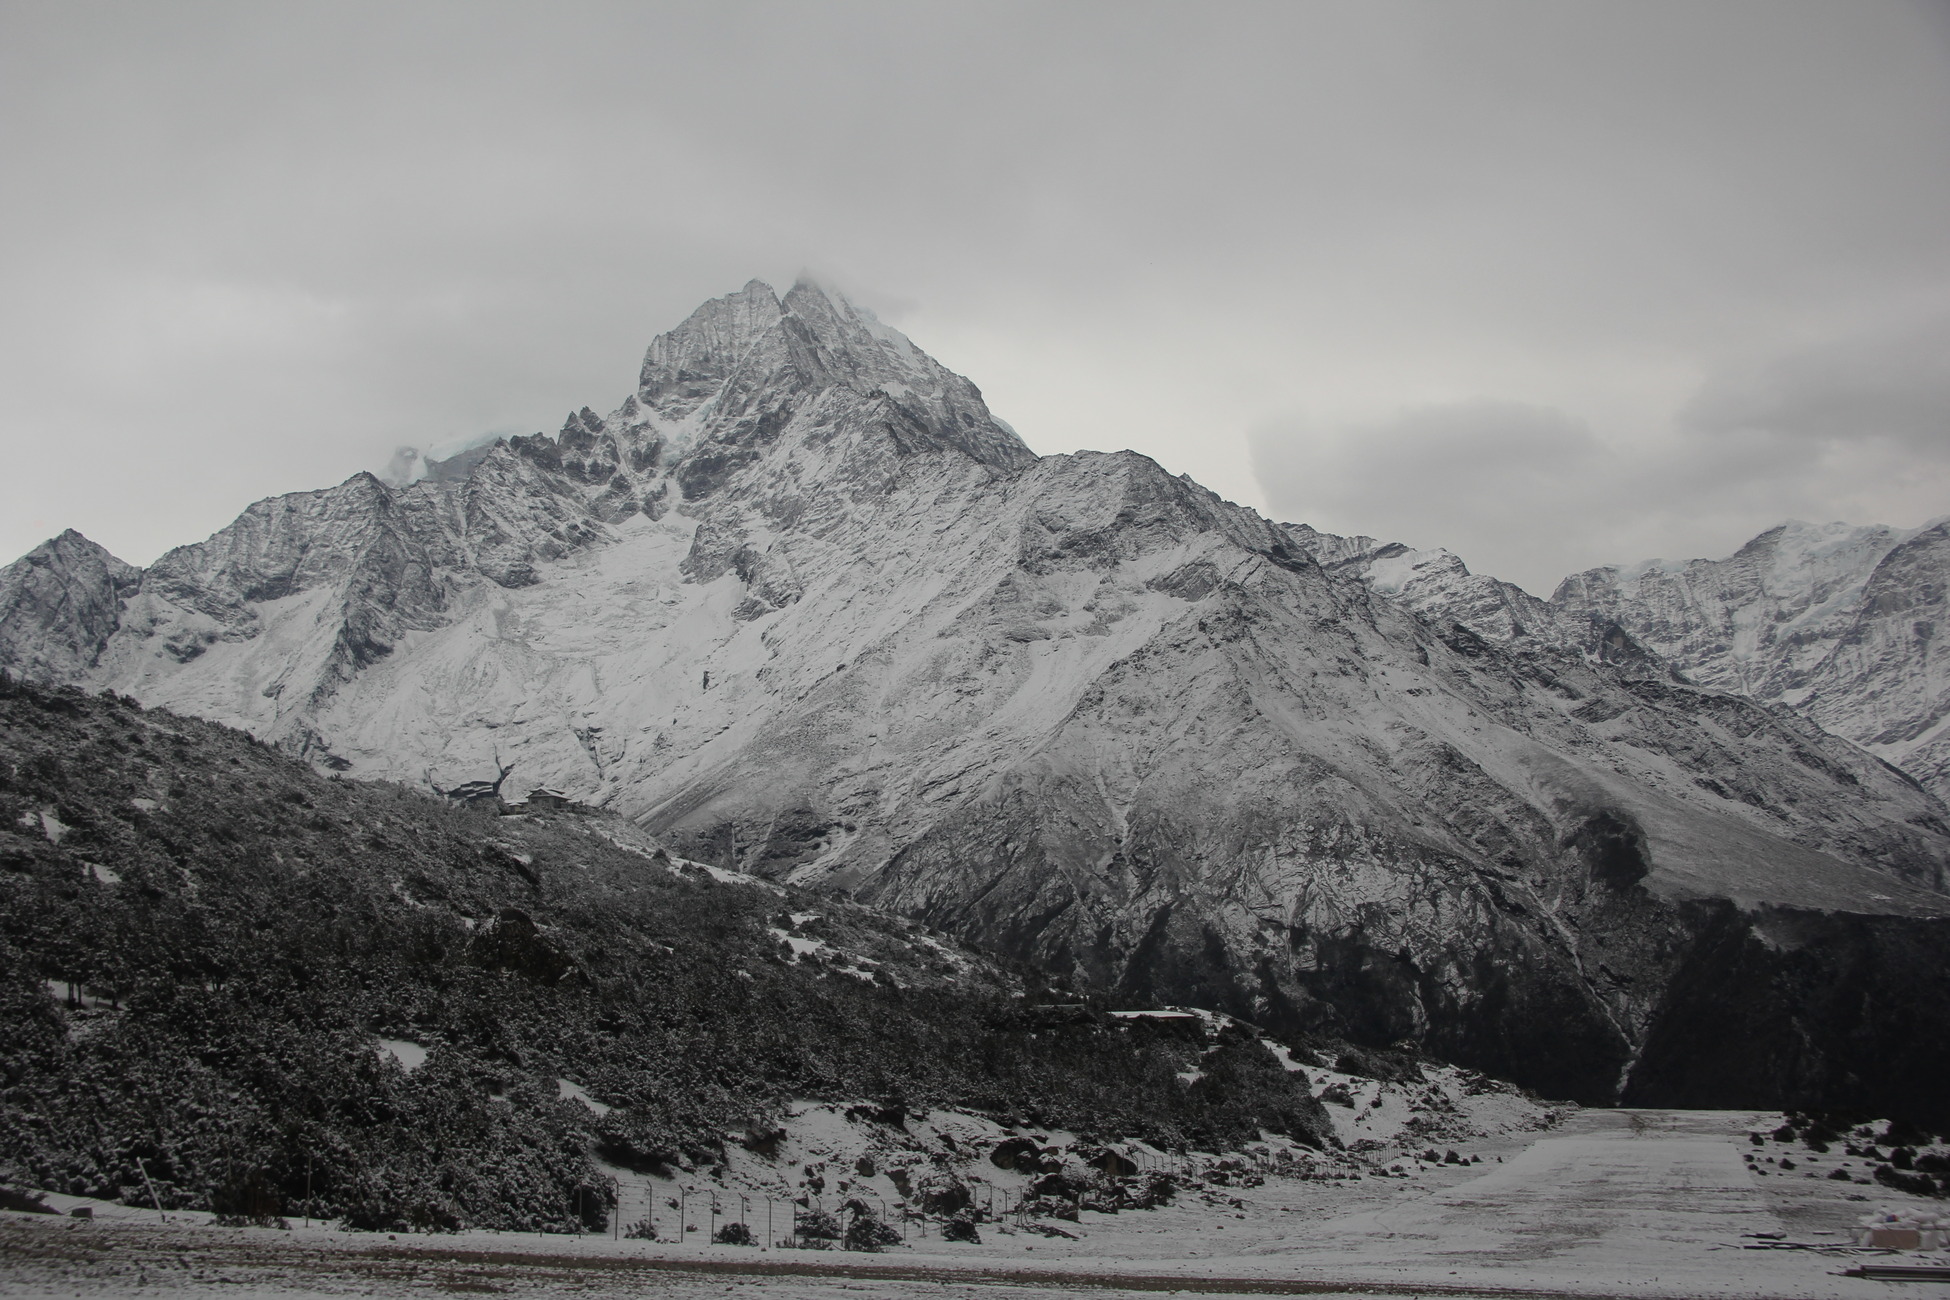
[47,527,115,556]
[640,276,966,407]
[769,280,932,401]
[636,279,786,420]
[1348,542,1471,595]
[1277,521,1383,568]
[6,282,1950,1115]
[625,277,1034,486]
[16,528,129,569]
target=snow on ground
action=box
[603,1098,1068,1239]
[40,979,116,1013]
[372,1039,426,1072]
[556,1078,611,1115]
[1116,1005,1565,1161]
[759,913,894,983]
[7,1109,1946,1298]
[1302,1056,1559,1154]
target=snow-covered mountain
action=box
[1314,520,1950,800]
[1283,531,1675,681]
[5,278,1949,1114]
[1554,521,1950,796]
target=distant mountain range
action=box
[4,278,1947,1118]
[1309,519,1950,800]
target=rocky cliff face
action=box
[1549,520,1950,798]
[4,279,1949,1115]
[1552,522,1916,696]
[0,530,140,681]
[1797,523,1950,796]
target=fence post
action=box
[137,1158,166,1224]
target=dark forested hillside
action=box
[0,677,1331,1232]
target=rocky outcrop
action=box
[3,280,1948,1113]
[0,531,139,681]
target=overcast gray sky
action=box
[3,1,1947,593]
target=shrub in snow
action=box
[842,1207,901,1251]
[1874,1165,1944,1198]
[794,1208,842,1241]
[941,1211,980,1243]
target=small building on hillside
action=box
[443,779,503,807]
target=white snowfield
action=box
[3,1109,1940,1298]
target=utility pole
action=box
[304,1152,313,1229]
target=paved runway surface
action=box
[1276,1110,1805,1294]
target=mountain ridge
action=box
[1311,516,1950,800]
[4,278,1950,1115]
